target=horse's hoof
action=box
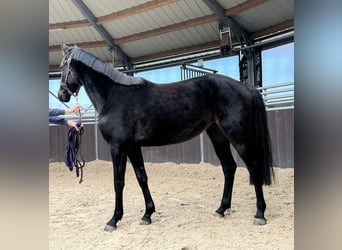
[253,217,267,225]
[104,224,117,232]
[140,218,151,225]
[214,211,224,218]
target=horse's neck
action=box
[81,72,112,113]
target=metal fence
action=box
[257,82,294,111]
[180,64,217,80]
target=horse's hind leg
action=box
[217,115,268,225]
[206,124,237,217]
[234,143,267,225]
[128,146,155,225]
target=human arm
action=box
[49,108,67,125]
[49,108,65,116]
[49,116,68,125]
[49,105,83,129]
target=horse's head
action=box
[58,43,82,102]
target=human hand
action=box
[65,104,83,115]
[67,120,83,131]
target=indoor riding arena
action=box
[49,0,294,249]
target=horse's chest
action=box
[98,113,134,142]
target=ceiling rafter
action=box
[49,18,293,71]
[132,40,221,63]
[49,0,293,73]
[71,0,132,69]
[49,0,177,30]
[115,14,218,44]
[225,0,269,16]
[49,19,89,30]
[135,19,293,63]
[49,0,267,31]
[49,14,218,52]
[251,19,294,39]
[49,40,221,72]
[98,0,178,23]
[50,0,268,52]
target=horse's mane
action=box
[70,47,143,86]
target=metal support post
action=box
[94,110,99,160]
[200,133,204,163]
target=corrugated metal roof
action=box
[216,0,250,10]
[83,0,149,17]
[49,0,85,23]
[234,0,294,32]
[49,0,294,71]
[50,27,102,44]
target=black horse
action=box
[58,43,274,232]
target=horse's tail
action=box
[250,87,274,185]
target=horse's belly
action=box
[134,100,214,146]
[137,120,212,146]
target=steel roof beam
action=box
[202,0,252,47]
[71,0,133,69]
[203,0,259,86]
[202,0,225,19]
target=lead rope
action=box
[75,96,85,184]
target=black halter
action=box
[61,55,82,97]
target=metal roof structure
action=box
[49,0,294,73]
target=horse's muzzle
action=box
[58,89,71,102]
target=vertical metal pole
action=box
[94,110,99,160]
[247,56,255,85]
[200,133,204,163]
[180,63,218,164]
[246,48,256,86]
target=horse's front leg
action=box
[128,146,155,225]
[104,143,127,232]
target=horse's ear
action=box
[61,42,69,54]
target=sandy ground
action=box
[49,160,293,250]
